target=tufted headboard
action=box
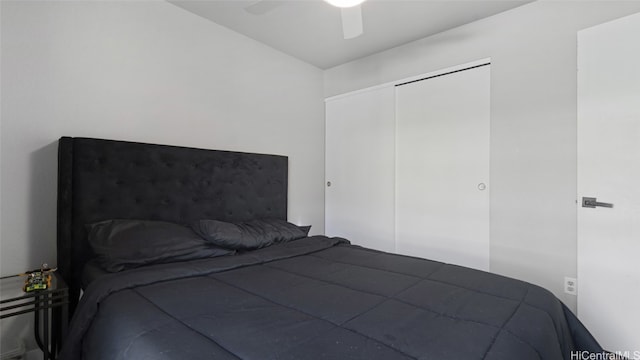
[57,137,288,316]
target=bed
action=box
[56,137,603,360]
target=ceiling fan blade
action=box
[341,5,363,39]
[245,0,282,15]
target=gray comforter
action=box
[59,236,601,360]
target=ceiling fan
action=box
[244,0,367,39]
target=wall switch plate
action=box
[564,277,577,295]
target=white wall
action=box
[0,0,324,351]
[324,1,640,311]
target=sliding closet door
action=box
[325,87,395,252]
[395,65,490,271]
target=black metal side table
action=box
[0,272,69,360]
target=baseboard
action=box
[0,341,24,360]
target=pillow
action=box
[87,219,234,272]
[298,225,312,237]
[191,219,309,251]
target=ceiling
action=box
[168,0,532,69]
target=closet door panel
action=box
[395,65,490,270]
[325,87,395,252]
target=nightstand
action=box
[0,272,69,360]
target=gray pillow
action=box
[87,219,234,272]
[191,219,310,251]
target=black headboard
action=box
[57,137,288,315]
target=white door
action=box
[395,65,491,271]
[577,13,640,352]
[325,87,396,252]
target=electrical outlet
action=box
[564,277,577,295]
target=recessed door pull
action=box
[582,197,613,208]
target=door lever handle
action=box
[582,197,613,208]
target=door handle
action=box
[582,197,613,208]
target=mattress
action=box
[59,236,601,360]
